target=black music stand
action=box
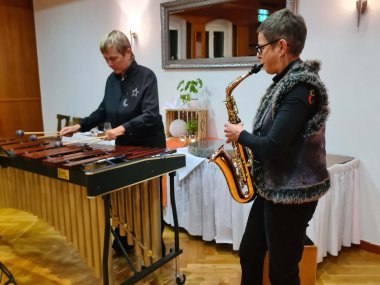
[0,262,17,285]
[102,171,185,285]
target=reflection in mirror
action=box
[161,0,298,69]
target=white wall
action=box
[298,0,380,247]
[33,0,380,245]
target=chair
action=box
[72,116,82,125]
[56,114,71,131]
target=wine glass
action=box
[103,122,112,132]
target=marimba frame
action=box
[0,138,186,285]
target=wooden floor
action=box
[1,208,380,285]
[0,208,98,285]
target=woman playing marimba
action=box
[60,30,166,258]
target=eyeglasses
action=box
[255,39,280,55]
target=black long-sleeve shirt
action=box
[238,60,318,162]
[80,61,166,147]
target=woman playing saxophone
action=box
[223,8,330,285]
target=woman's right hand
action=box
[59,124,81,137]
[224,122,244,144]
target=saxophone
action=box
[209,64,263,203]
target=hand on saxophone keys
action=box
[224,122,244,144]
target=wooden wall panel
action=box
[0,99,43,135]
[236,25,250,56]
[0,0,43,138]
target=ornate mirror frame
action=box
[160,0,298,69]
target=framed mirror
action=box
[160,0,298,69]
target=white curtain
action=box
[164,150,360,263]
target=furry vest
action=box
[251,60,330,204]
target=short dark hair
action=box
[257,8,307,56]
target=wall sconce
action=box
[356,0,368,27]
[130,30,137,46]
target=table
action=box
[164,146,360,263]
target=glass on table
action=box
[103,122,112,132]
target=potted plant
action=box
[177,78,203,106]
[186,119,198,142]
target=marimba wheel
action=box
[176,272,186,284]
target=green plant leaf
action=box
[186,119,198,134]
[185,81,191,91]
[189,85,197,93]
[177,80,185,90]
[177,78,204,103]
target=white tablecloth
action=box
[306,158,360,262]
[164,149,360,263]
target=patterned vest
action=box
[251,60,330,204]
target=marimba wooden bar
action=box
[0,137,186,284]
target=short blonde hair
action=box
[99,30,131,54]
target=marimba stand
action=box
[102,171,185,285]
[0,262,17,285]
[0,138,186,285]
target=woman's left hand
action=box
[105,125,125,140]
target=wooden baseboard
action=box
[358,240,380,254]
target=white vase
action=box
[169,119,187,137]
[187,99,200,109]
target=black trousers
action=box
[239,195,318,285]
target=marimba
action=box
[0,136,186,285]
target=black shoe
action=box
[112,227,134,256]
[112,239,134,256]
[162,239,166,257]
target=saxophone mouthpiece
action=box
[249,64,264,74]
